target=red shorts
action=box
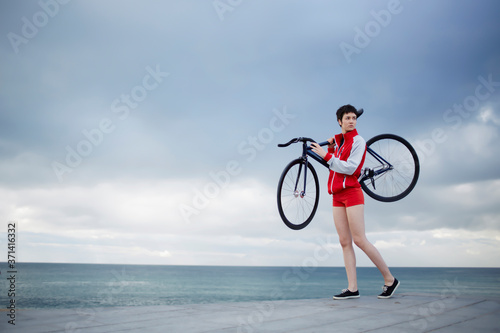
[332,187,364,207]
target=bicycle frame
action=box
[360,148,394,183]
[305,142,394,189]
[305,141,329,168]
[278,133,419,225]
[279,136,395,198]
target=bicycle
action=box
[276,123,420,230]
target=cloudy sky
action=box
[1,0,499,268]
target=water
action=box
[1,263,499,309]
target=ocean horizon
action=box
[1,263,499,309]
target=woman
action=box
[310,104,399,300]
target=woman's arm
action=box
[321,136,366,175]
[310,137,334,159]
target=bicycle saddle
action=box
[356,108,364,118]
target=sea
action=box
[1,263,499,309]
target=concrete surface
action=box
[1,293,499,332]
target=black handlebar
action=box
[277,137,314,147]
[278,137,330,148]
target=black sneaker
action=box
[333,289,360,300]
[378,278,400,299]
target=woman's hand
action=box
[310,142,327,159]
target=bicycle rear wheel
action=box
[360,134,419,202]
[277,158,320,230]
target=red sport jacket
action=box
[323,129,366,195]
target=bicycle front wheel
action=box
[277,158,320,230]
[360,134,419,202]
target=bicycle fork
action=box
[294,141,310,198]
[293,158,308,199]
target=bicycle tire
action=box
[277,158,320,230]
[360,134,419,202]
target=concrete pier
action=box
[1,293,499,332]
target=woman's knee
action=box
[353,235,369,249]
[338,236,353,249]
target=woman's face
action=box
[338,112,357,133]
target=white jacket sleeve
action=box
[326,136,365,175]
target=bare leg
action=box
[333,207,357,291]
[346,204,395,286]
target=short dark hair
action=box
[336,104,357,123]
